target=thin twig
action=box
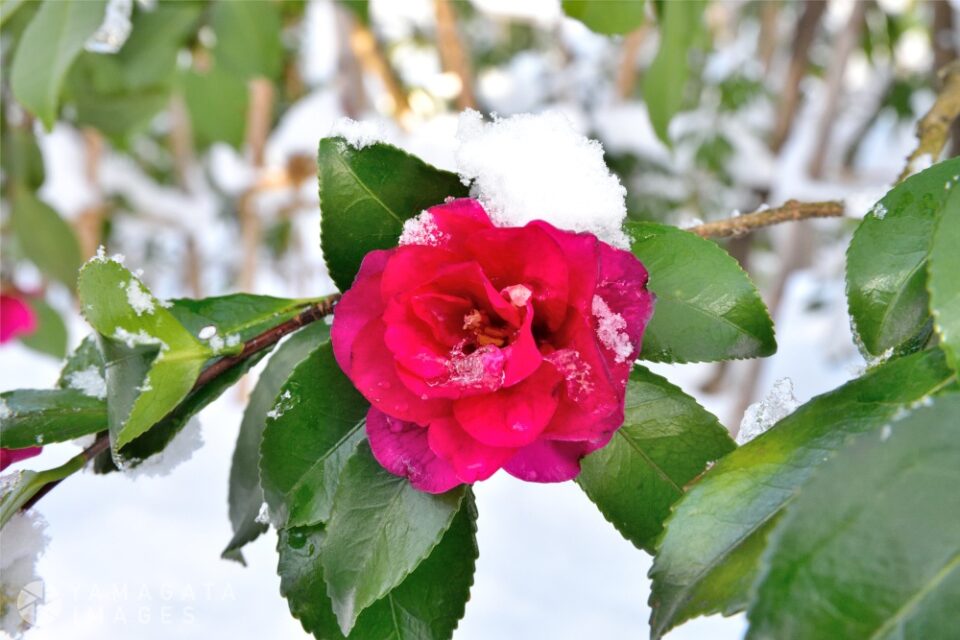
[433,0,477,110]
[687,200,844,238]
[19,295,340,512]
[897,60,960,183]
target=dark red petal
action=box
[330,250,391,376]
[350,319,450,424]
[366,408,461,494]
[427,417,515,483]
[453,364,562,448]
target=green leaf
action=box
[0,127,45,190]
[321,442,466,635]
[20,297,68,358]
[337,0,369,26]
[1,451,86,528]
[928,184,960,372]
[168,294,321,345]
[278,493,478,640]
[648,348,957,639]
[10,0,106,128]
[318,137,469,292]
[78,258,212,450]
[562,0,645,35]
[222,320,330,562]
[627,221,775,362]
[10,189,82,290]
[0,0,33,28]
[210,0,283,81]
[0,389,105,448]
[643,0,706,144]
[57,334,105,388]
[259,341,368,529]
[846,157,960,356]
[747,393,960,640]
[578,365,735,552]
[181,64,249,149]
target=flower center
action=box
[463,309,510,348]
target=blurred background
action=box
[1,0,957,638]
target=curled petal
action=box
[350,319,450,424]
[331,250,390,375]
[427,417,515,483]
[453,365,562,448]
[366,408,461,494]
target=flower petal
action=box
[503,436,609,483]
[427,417,515,483]
[0,295,38,344]
[0,447,42,471]
[350,319,450,424]
[331,250,390,375]
[453,365,562,448]
[366,408,461,494]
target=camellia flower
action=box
[0,447,42,472]
[0,293,37,344]
[331,198,654,493]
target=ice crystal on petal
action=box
[592,295,633,363]
[399,211,448,247]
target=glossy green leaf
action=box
[222,321,330,562]
[578,366,735,552]
[643,0,706,144]
[627,221,775,362]
[57,334,105,389]
[20,297,68,358]
[78,258,212,450]
[10,189,82,290]
[562,0,645,35]
[928,184,960,372]
[169,294,321,345]
[10,0,106,128]
[846,157,960,356]
[210,0,282,81]
[259,341,368,529]
[321,442,466,635]
[648,348,957,639]
[318,137,469,292]
[747,394,960,640]
[279,493,478,640]
[0,389,105,448]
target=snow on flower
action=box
[0,510,49,637]
[398,211,449,247]
[592,295,634,364]
[455,110,630,248]
[66,366,107,400]
[331,198,654,492]
[736,377,799,445]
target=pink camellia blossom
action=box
[0,447,42,471]
[0,294,37,344]
[331,198,654,493]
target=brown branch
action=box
[770,0,826,154]
[20,295,340,513]
[687,200,844,238]
[433,0,477,110]
[194,295,340,388]
[616,27,649,99]
[897,60,960,183]
[349,20,411,124]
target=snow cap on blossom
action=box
[332,199,654,492]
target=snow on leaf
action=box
[736,377,799,445]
